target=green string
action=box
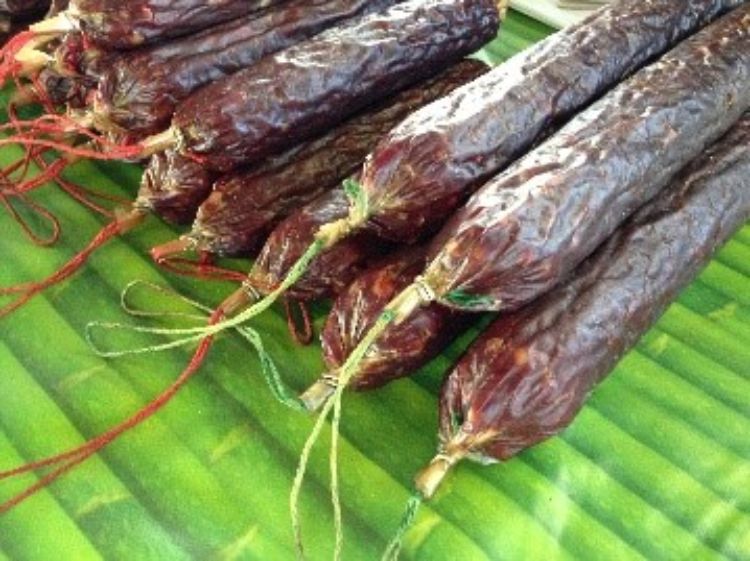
[89,280,304,412]
[85,176,372,352]
[381,493,424,561]
[290,392,337,561]
[342,177,369,223]
[443,289,495,310]
[235,325,306,412]
[119,280,209,321]
[86,238,328,346]
[291,305,402,560]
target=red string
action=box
[1,103,37,186]
[0,316,220,514]
[0,114,145,162]
[0,104,64,245]
[285,298,314,346]
[30,151,127,218]
[0,190,61,246]
[151,240,247,283]
[0,211,143,316]
[156,257,247,283]
[3,157,68,195]
[0,145,35,189]
[3,104,127,217]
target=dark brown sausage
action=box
[1,0,48,19]
[191,59,488,257]
[421,114,750,498]
[66,0,285,49]
[171,0,500,172]
[93,0,401,137]
[353,0,743,245]
[320,246,468,393]
[249,188,394,301]
[136,149,214,225]
[420,7,750,313]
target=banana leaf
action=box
[1,11,749,561]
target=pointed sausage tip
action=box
[415,450,465,499]
[150,237,192,263]
[300,379,336,412]
[219,286,255,318]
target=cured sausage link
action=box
[315,246,467,403]
[171,0,501,172]
[93,0,402,137]
[418,113,750,497]
[422,6,750,312]
[249,188,392,302]
[191,60,488,255]
[357,0,743,244]
[52,0,285,49]
[1,0,49,19]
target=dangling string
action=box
[0,114,146,162]
[3,156,67,195]
[291,282,429,558]
[45,166,127,219]
[1,102,38,186]
[0,447,98,515]
[86,237,330,353]
[285,298,314,346]
[151,238,248,284]
[4,104,125,218]
[156,254,247,284]
[0,210,144,317]
[0,190,61,246]
[381,493,424,561]
[290,391,337,561]
[19,101,129,213]
[0,319,218,514]
[330,385,344,561]
[82,179,371,353]
[119,280,212,322]
[0,104,63,245]
[100,280,306,411]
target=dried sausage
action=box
[168,0,500,172]
[93,0,400,136]
[52,0,284,49]
[416,113,750,498]
[137,149,214,225]
[215,0,741,326]
[421,7,750,313]
[189,60,488,256]
[311,246,467,408]
[1,0,49,19]
[249,188,394,302]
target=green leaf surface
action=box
[1,11,749,561]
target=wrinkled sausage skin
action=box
[424,7,750,312]
[175,0,500,172]
[439,115,750,463]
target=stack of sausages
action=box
[0,0,748,544]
